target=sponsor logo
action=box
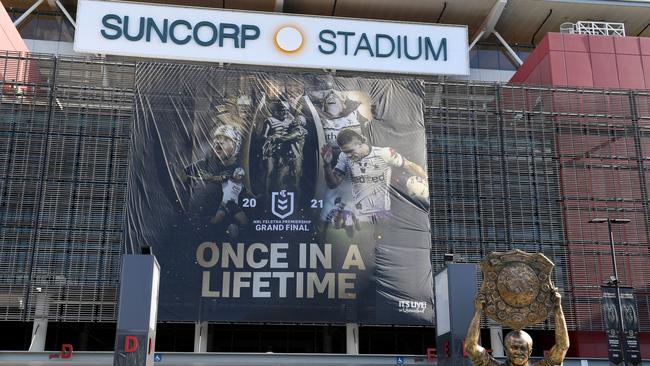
[398,300,427,313]
[100,15,260,47]
[351,174,385,184]
[274,25,304,53]
[271,190,295,219]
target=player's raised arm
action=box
[321,144,344,188]
[402,158,427,180]
[382,147,427,181]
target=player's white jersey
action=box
[322,111,361,147]
[334,147,404,215]
[221,179,243,204]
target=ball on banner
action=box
[406,176,429,201]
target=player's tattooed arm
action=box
[320,144,344,188]
[402,159,427,180]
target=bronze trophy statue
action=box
[465,250,570,366]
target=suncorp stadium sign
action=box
[74,0,469,75]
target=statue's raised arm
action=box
[540,290,570,366]
[465,294,487,361]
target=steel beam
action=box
[55,0,76,28]
[13,0,46,27]
[469,0,507,48]
[493,30,523,66]
[274,0,284,12]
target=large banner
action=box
[602,286,624,365]
[620,287,642,366]
[602,286,642,366]
[126,64,433,324]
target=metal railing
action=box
[560,21,626,36]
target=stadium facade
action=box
[1,0,650,363]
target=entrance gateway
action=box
[72,0,468,364]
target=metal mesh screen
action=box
[0,54,649,331]
[0,53,134,322]
[424,82,650,331]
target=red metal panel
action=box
[526,65,541,85]
[508,70,528,84]
[614,36,641,55]
[590,53,619,88]
[510,40,548,83]
[548,51,567,86]
[565,51,594,87]
[640,37,650,56]
[0,6,31,84]
[0,7,28,53]
[616,54,646,90]
[563,34,590,53]
[588,35,615,54]
[537,34,551,55]
[547,32,564,51]
[643,333,650,358]
[568,331,608,358]
[643,56,650,90]
[538,55,552,85]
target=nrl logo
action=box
[271,190,294,219]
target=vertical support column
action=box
[113,254,160,366]
[346,323,359,355]
[194,321,208,352]
[29,318,48,351]
[435,263,477,366]
[29,290,48,351]
[489,325,504,357]
[322,327,332,353]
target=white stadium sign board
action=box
[74,0,469,76]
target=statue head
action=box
[504,330,533,366]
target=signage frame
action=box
[74,0,469,76]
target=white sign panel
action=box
[74,0,469,76]
[434,268,450,336]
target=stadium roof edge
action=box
[4,0,650,45]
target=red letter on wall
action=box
[426,347,436,362]
[124,336,138,353]
[60,344,73,359]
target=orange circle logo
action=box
[274,26,304,54]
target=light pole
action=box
[589,217,630,365]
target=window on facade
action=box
[11,10,74,42]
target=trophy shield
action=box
[479,249,555,330]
